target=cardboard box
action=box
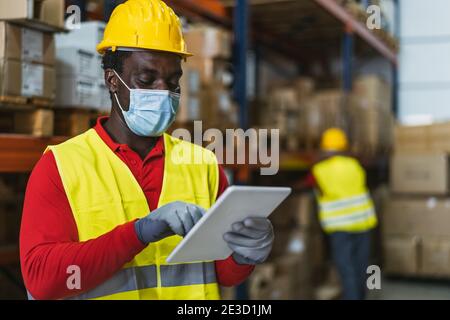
[314,266,342,300]
[0,0,65,29]
[248,264,276,300]
[353,75,392,111]
[268,87,299,112]
[55,21,106,52]
[0,59,55,99]
[383,235,420,275]
[350,103,394,155]
[178,93,204,123]
[395,122,450,153]
[56,48,98,78]
[14,108,54,137]
[204,85,237,128]
[56,74,97,108]
[53,109,91,137]
[0,22,55,65]
[183,57,231,87]
[55,21,105,80]
[181,64,202,96]
[382,197,450,237]
[294,77,315,100]
[428,122,450,153]
[301,90,347,147]
[421,237,450,277]
[264,275,293,300]
[274,255,314,299]
[179,85,236,127]
[394,125,429,153]
[250,256,314,300]
[184,25,231,59]
[390,153,449,195]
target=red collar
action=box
[93,116,165,158]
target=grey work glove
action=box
[134,201,205,244]
[223,217,274,265]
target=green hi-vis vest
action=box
[312,156,377,234]
[47,129,220,300]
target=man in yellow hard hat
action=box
[20,0,274,300]
[301,128,377,300]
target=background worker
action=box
[301,128,378,300]
[19,0,274,300]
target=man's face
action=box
[107,50,183,112]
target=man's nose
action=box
[153,79,169,90]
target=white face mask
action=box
[113,70,180,137]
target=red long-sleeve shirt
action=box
[20,117,253,300]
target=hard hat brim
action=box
[97,43,193,58]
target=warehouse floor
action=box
[367,277,450,300]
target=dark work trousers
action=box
[328,230,371,300]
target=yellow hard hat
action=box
[97,0,192,57]
[320,128,349,152]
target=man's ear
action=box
[105,69,118,94]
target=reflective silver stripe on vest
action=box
[68,265,157,300]
[66,261,216,300]
[161,262,217,287]
[321,208,376,228]
[320,193,370,212]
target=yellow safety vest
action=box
[312,155,377,234]
[47,128,221,300]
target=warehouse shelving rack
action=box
[0,0,398,279]
[0,0,399,173]
[166,0,399,181]
[162,0,398,299]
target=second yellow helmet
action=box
[320,128,349,152]
[97,0,192,57]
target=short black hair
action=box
[101,50,133,74]
[102,50,133,102]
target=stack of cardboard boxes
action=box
[0,0,64,31]
[54,21,109,136]
[383,122,450,278]
[0,0,64,137]
[259,74,393,156]
[349,75,394,156]
[179,25,237,130]
[248,192,339,300]
[261,78,315,151]
[55,21,109,112]
[0,22,55,102]
[301,88,347,150]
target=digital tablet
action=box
[166,186,292,264]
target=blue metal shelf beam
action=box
[234,0,250,130]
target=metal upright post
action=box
[392,0,400,118]
[233,0,250,301]
[234,0,249,130]
[342,26,354,93]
